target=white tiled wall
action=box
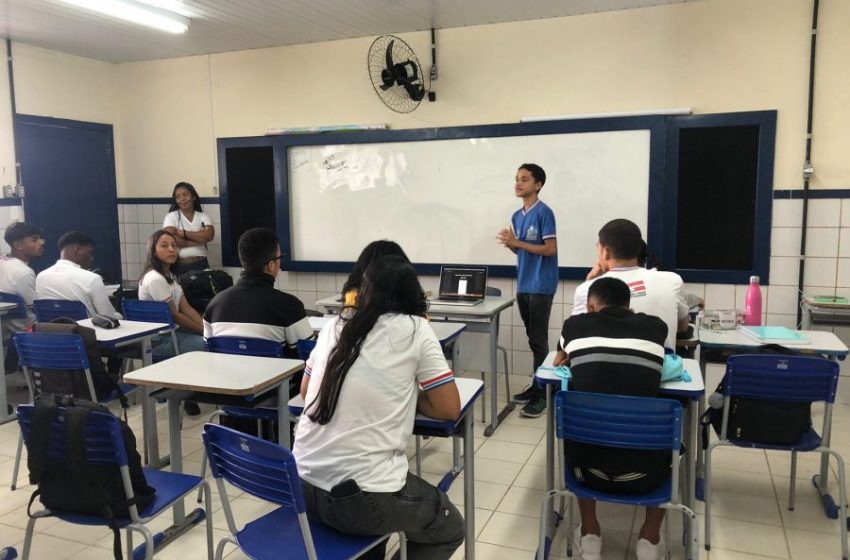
[112,197,850,375]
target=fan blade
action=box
[385,40,396,73]
[403,81,425,102]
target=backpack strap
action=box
[27,396,58,485]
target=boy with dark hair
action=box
[36,230,122,319]
[555,277,670,560]
[497,163,558,418]
[0,222,45,375]
[0,222,45,332]
[572,219,688,350]
[204,227,312,357]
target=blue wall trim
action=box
[773,189,850,199]
[117,197,220,205]
[0,198,22,206]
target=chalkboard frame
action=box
[274,115,667,279]
[663,110,776,284]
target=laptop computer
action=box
[430,266,488,307]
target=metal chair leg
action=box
[789,450,797,510]
[10,433,23,491]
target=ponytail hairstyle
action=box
[307,255,427,425]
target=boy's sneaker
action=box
[635,537,665,560]
[512,384,538,404]
[520,395,547,418]
[572,525,602,560]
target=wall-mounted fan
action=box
[368,35,426,113]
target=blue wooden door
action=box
[15,115,121,283]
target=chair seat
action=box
[564,467,673,508]
[52,468,204,527]
[719,426,823,452]
[236,505,388,560]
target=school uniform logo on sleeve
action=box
[526,225,539,241]
[628,280,647,298]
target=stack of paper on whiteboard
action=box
[737,325,810,345]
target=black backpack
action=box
[30,319,127,411]
[26,394,155,560]
[178,268,233,312]
[701,344,813,447]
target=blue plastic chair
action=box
[297,338,316,361]
[32,299,88,322]
[0,291,28,320]
[196,336,287,500]
[202,423,405,560]
[537,391,697,560]
[0,546,17,560]
[8,332,137,491]
[704,354,846,558]
[17,403,213,560]
[121,300,180,360]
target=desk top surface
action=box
[123,351,304,396]
[308,316,466,343]
[534,351,705,397]
[316,295,515,318]
[77,318,169,343]
[698,327,849,355]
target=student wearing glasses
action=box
[203,227,313,358]
[294,255,465,560]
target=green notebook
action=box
[737,326,809,344]
[812,296,849,305]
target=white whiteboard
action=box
[288,129,650,268]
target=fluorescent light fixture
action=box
[57,0,190,33]
[521,108,692,122]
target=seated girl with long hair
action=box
[293,255,465,560]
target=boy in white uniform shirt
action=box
[572,219,688,350]
[36,231,122,320]
[0,222,45,375]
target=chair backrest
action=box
[297,339,316,361]
[555,390,682,452]
[725,354,840,404]
[205,336,285,358]
[12,332,96,401]
[0,291,28,320]
[122,299,175,329]
[203,423,304,509]
[33,299,88,322]
[17,403,127,466]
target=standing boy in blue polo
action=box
[497,163,558,417]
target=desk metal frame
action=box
[0,302,18,425]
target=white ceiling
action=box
[0,0,696,63]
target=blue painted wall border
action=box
[773,189,850,199]
[0,198,22,206]
[117,197,220,205]
[270,115,668,280]
[663,110,776,285]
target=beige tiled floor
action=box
[2,360,850,559]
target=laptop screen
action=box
[439,267,487,299]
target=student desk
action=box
[316,295,514,437]
[535,352,705,558]
[0,301,20,425]
[78,318,171,468]
[290,377,483,560]
[697,327,849,518]
[801,299,850,330]
[124,351,304,524]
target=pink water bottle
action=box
[743,275,762,326]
